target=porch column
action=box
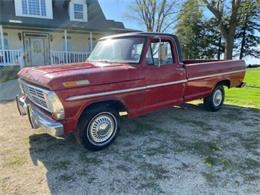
[18,48,24,69]
[64,29,68,63]
[89,32,93,51]
[0,25,6,65]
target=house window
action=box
[22,0,28,14]
[69,0,88,22]
[74,4,84,20]
[22,0,46,16]
[40,0,47,16]
[15,0,53,19]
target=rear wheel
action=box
[75,105,120,151]
[203,85,225,111]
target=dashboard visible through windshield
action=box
[88,37,145,64]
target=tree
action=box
[176,0,224,59]
[200,18,225,59]
[175,0,203,59]
[128,0,177,32]
[203,0,242,59]
[235,0,260,59]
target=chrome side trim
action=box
[185,60,244,66]
[67,69,245,101]
[188,69,245,81]
[67,79,187,101]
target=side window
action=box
[146,41,174,66]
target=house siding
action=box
[0,0,132,66]
[3,29,23,50]
[50,31,103,52]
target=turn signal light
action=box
[63,80,90,88]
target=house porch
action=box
[0,25,111,67]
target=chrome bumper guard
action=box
[16,95,64,137]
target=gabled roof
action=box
[0,0,127,32]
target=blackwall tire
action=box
[203,85,225,112]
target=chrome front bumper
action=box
[16,95,64,137]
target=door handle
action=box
[176,68,185,71]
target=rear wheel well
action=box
[216,80,231,88]
[81,100,127,116]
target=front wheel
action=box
[75,106,120,151]
[203,85,225,112]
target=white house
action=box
[0,0,131,67]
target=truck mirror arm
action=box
[154,36,162,68]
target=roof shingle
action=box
[0,0,126,32]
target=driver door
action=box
[144,37,186,111]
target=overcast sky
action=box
[99,0,260,64]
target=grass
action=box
[191,67,260,109]
[225,67,260,108]
[0,66,20,83]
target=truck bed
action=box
[184,59,245,82]
[183,59,246,101]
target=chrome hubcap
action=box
[89,113,116,143]
[213,89,223,107]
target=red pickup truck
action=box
[16,32,246,150]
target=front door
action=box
[23,33,50,66]
[31,38,45,66]
[144,37,186,110]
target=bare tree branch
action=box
[128,0,178,32]
[203,0,243,59]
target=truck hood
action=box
[18,62,143,90]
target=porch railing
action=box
[51,50,90,65]
[0,50,91,67]
[0,49,23,67]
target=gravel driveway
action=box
[0,101,259,195]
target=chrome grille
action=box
[19,79,49,111]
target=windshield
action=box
[88,37,145,64]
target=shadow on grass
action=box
[28,103,260,194]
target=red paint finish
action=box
[18,33,246,133]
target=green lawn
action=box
[0,66,20,84]
[225,67,260,109]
